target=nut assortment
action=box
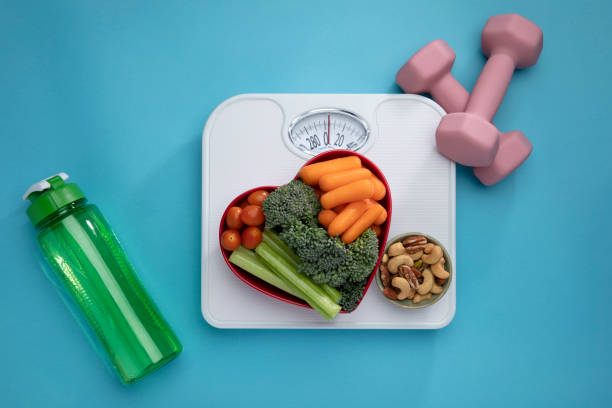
[380,235,450,303]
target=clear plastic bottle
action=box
[23,173,182,384]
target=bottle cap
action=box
[23,173,85,226]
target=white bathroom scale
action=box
[201,94,455,329]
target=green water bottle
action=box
[23,173,182,384]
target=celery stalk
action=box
[229,246,305,300]
[262,230,301,267]
[322,284,342,304]
[255,242,341,321]
[263,230,343,304]
[262,230,336,302]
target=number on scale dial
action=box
[288,109,370,156]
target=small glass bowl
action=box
[375,232,452,309]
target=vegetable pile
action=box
[222,154,388,320]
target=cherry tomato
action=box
[240,205,265,226]
[247,190,270,206]
[241,227,263,249]
[221,229,241,251]
[239,200,249,209]
[226,207,244,229]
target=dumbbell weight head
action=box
[473,131,533,186]
[436,113,500,166]
[395,40,469,113]
[482,14,543,69]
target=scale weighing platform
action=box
[201,94,455,329]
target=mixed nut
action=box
[380,235,450,303]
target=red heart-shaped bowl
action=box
[219,150,392,312]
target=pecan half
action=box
[403,235,428,253]
[403,235,427,246]
[398,264,419,289]
[410,266,422,278]
[405,245,426,254]
[380,263,391,288]
[383,287,399,300]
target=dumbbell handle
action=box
[430,73,469,113]
[465,53,515,121]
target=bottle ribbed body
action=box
[37,202,181,384]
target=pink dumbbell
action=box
[395,38,533,185]
[436,14,543,167]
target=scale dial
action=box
[287,109,370,156]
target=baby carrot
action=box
[318,209,338,228]
[362,198,386,223]
[333,204,347,213]
[370,224,382,237]
[374,207,387,225]
[370,176,386,200]
[319,168,372,191]
[320,179,374,209]
[363,198,377,209]
[327,200,369,237]
[341,204,384,244]
[298,156,361,186]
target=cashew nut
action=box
[387,254,414,273]
[424,243,434,253]
[417,268,433,295]
[406,287,416,299]
[410,250,423,261]
[382,253,389,264]
[422,245,443,264]
[430,257,450,279]
[391,277,415,300]
[412,293,432,303]
[387,242,406,257]
[431,281,443,294]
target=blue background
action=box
[1,0,611,406]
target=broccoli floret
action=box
[338,280,368,312]
[279,221,351,287]
[336,229,379,311]
[279,223,379,291]
[345,229,379,283]
[262,180,321,229]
